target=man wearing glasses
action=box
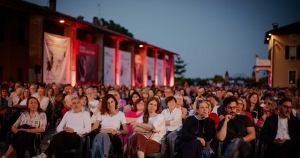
[217,96,256,158]
[261,98,300,158]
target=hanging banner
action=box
[134,54,143,86]
[120,51,131,86]
[76,40,98,84]
[104,47,115,85]
[157,59,164,85]
[166,59,172,86]
[43,32,70,84]
[147,57,155,86]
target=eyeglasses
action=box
[226,106,237,110]
[282,105,292,110]
[266,102,272,105]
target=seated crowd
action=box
[0,81,300,158]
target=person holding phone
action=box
[217,96,256,158]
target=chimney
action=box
[77,16,84,21]
[49,0,56,11]
[272,22,278,29]
[93,17,99,26]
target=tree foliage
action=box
[174,56,187,85]
[100,18,134,38]
[213,75,224,83]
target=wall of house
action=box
[0,7,30,83]
[272,34,300,87]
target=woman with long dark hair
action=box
[90,94,129,157]
[246,93,262,124]
[123,91,141,114]
[128,97,166,158]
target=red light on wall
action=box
[59,20,65,23]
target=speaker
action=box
[34,65,41,74]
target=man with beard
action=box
[261,98,300,158]
[217,96,256,158]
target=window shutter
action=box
[297,46,300,60]
[285,46,289,60]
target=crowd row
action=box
[0,82,300,158]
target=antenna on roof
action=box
[97,3,104,26]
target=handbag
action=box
[0,108,7,115]
[137,131,154,139]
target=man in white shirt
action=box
[38,97,91,158]
[261,98,300,158]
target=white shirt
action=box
[211,104,220,114]
[10,92,18,105]
[37,96,49,111]
[97,111,126,130]
[91,112,100,124]
[275,115,291,140]
[89,100,99,113]
[136,114,166,144]
[57,110,91,135]
[19,99,28,106]
[14,112,47,130]
[5,97,12,107]
[161,108,182,131]
[12,96,20,106]
[31,93,38,98]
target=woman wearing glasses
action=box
[256,96,275,128]
[86,88,99,115]
[176,100,215,158]
[236,98,253,122]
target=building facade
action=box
[0,0,177,87]
[255,22,300,87]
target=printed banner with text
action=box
[147,57,155,86]
[104,47,115,85]
[43,32,70,84]
[166,59,172,86]
[120,51,132,86]
[157,59,164,85]
[134,54,143,86]
[76,40,98,84]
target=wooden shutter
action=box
[285,46,289,60]
[297,46,300,60]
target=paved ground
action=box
[0,128,55,158]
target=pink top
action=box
[123,110,144,145]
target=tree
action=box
[174,56,187,85]
[213,75,224,83]
[100,18,134,38]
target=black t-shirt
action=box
[218,114,254,142]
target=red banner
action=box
[75,40,98,84]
